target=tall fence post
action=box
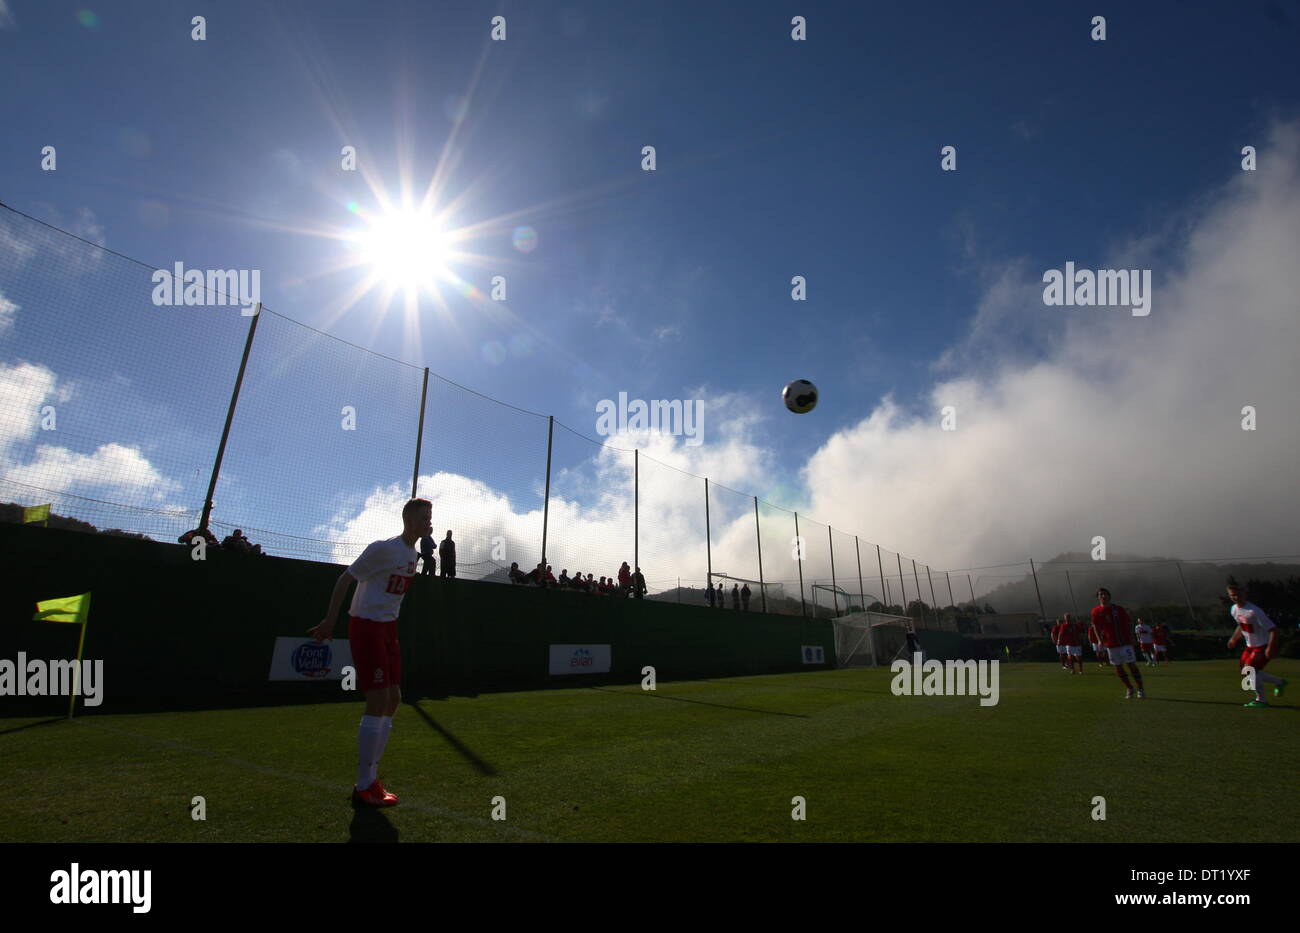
[200,302,261,532]
[1065,569,1079,619]
[793,512,807,617]
[855,536,865,613]
[911,559,924,626]
[876,544,887,610]
[968,574,977,606]
[633,449,638,574]
[704,477,712,588]
[411,367,429,499]
[897,553,907,614]
[925,565,938,627]
[541,416,553,568]
[1029,558,1047,623]
[754,497,766,613]
[945,571,955,612]
[828,526,838,617]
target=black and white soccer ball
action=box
[782,379,818,414]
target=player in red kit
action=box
[308,497,432,806]
[1058,612,1084,674]
[1152,622,1172,664]
[1050,617,1069,670]
[1089,587,1146,699]
[1087,620,1108,667]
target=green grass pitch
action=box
[2,660,1296,842]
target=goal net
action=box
[832,611,914,668]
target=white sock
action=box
[355,715,384,790]
[1257,671,1281,700]
[375,715,394,762]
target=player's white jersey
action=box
[1230,602,1276,648]
[1134,623,1153,644]
[347,536,418,621]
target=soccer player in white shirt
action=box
[1133,618,1155,666]
[309,498,432,805]
[1226,582,1287,708]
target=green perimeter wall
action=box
[0,523,834,714]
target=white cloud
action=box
[5,442,179,500]
[0,360,176,505]
[804,120,1300,573]
[0,217,38,266]
[0,289,17,337]
[0,1,15,29]
[1,205,106,275]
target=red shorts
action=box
[1239,646,1268,672]
[349,616,401,692]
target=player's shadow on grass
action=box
[348,804,399,843]
[0,717,63,737]
[1148,697,1298,710]
[699,678,890,696]
[590,686,810,718]
[404,700,497,775]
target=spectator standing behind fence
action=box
[706,582,715,608]
[741,583,751,611]
[558,569,570,588]
[419,534,436,576]
[438,531,456,578]
[633,566,646,599]
[731,583,740,609]
[618,562,631,596]
[508,562,526,585]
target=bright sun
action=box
[357,209,450,288]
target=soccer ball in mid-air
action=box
[782,379,818,413]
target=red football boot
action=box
[352,780,398,807]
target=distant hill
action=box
[972,552,1300,615]
[0,502,152,541]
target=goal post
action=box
[832,610,914,668]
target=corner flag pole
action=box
[33,593,91,720]
[68,620,88,719]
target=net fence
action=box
[12,202,1245,618]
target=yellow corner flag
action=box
[34,592,91,625]
[23,503,51,525]
[33,593,91,719]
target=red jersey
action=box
[1057,621,1082,646]
[1090,604,1134,648]
[1050,622,1064,643]
[1087,623,1100,645]
[1152,625,1170,646]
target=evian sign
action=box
[548,644,612,675]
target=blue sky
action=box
[2,0,1299,594]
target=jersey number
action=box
[385,574,411,595]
